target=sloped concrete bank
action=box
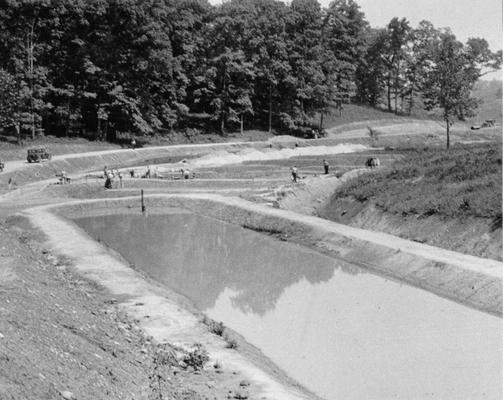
[22,194,503,398]
[319,200,503,261]
[24,199,321,400]
[27,194,502,316]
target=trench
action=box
[73,211,503,400]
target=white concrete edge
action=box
[23,201,314,400]
[21,193,502,398]
[26,193,503,279]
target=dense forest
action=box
[0,0,500,142]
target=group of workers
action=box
[57,170,70,185]
[290,159,330,183]
[103,166,123,189]
[103,164,195,189]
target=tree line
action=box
[0,0,500,145]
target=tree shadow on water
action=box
[75,213,364,316]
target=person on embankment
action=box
[323,159,329,175]
[291,165,298,183]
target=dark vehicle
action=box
[27,147,52,163]
[482,119,496,128]
[0,160,4,172]
[471,119,496,130]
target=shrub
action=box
[182,344,209,371]
[202,316,225,336]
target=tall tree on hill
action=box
[381,17,411,113]
[403,20,441,114]
[323,0,367,93]
[355,28,387,106]
[421,32,502,149]
[287,0,324,125]
[241,0,292,133]
[0,0,56,139]
[165,0,210,129]
[197,2,256,134]
[322,0,367,125]
[0,69,23,143]
[204,47,254,135]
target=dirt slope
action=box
[0,216,275,400]
[276,174,502,261]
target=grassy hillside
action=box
[329,143,502,220]
[319,104,428,129]
[471,79,502,123]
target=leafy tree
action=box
[381,17,411,113]
[323,0,367,92]
[207,48,254,134]
[286,0,324,125]
[239,0,292,133]
[0,68,21,125]
[403,21,441,114]
[421,32,501,149]
[355,28,387,106]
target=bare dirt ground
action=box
[0,216,264,400]
[0,122,501,400]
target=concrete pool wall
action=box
[35,193,503,318]
[24,200,320,400]
[22,193,503,398]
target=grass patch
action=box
[319,104,430,129]
[333,143,502,219]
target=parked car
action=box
[471,119,496,130]
[27,147,52,163]
[482,119,496,128]
[0,160,4,172]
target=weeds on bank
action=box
[182,344,210,371]
[202,316,239,350]
[203,316,225,336]
[333,143,502,220]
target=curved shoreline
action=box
[25,193,502,314]
[24,201,320,400]
[19,191,503,400]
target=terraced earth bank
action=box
[0,124,501,400]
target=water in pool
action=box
[75,213,503,400]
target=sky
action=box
[337,0,502,51]
[209,0,502,79]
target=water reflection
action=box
[75,213,356,314]
[75,213,503,400]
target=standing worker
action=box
[131,137,136,149]
[104,172,112,189]
[323,159,329,175]
[291,165,298,183]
